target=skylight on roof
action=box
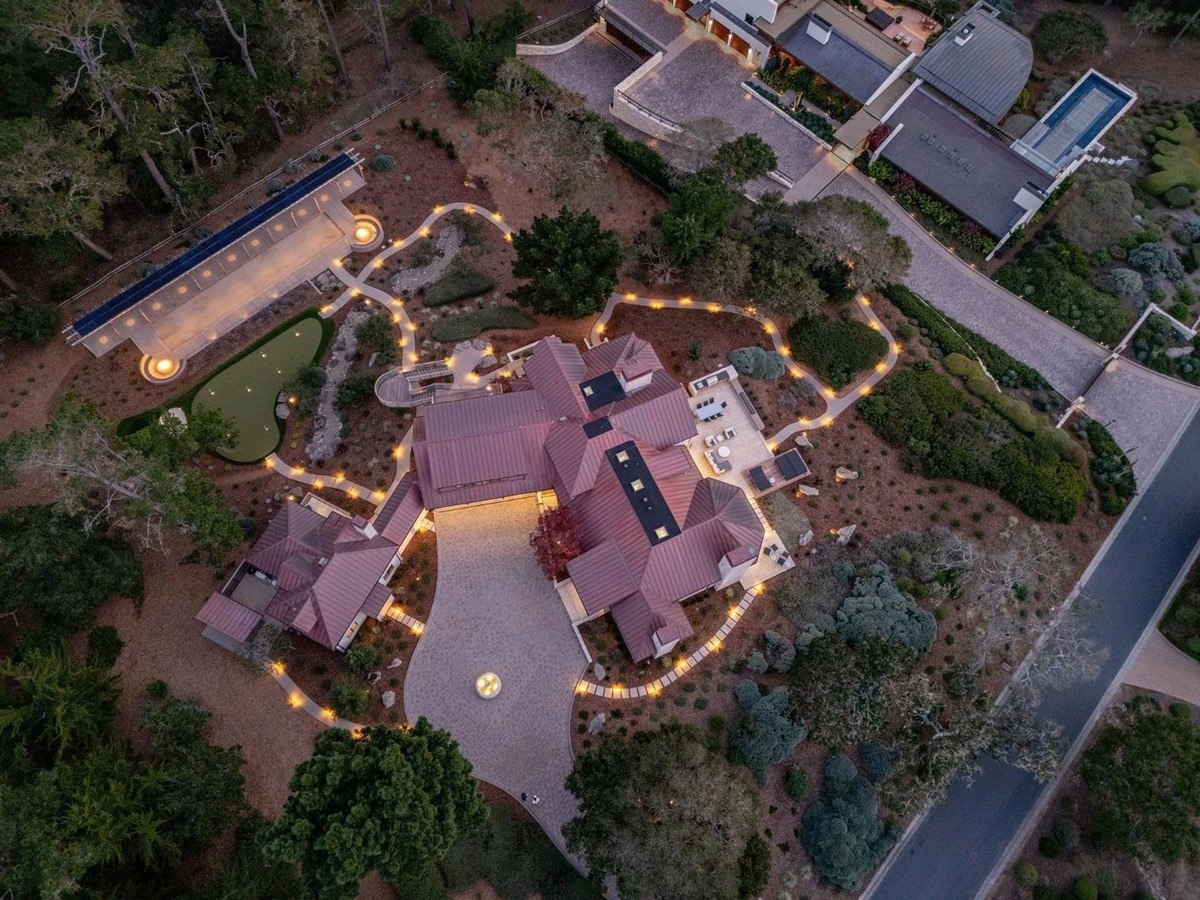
[616,450,630,463]
[582,385,594,396]
[631,479,645,491]
[654,526,669,539]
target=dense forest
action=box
[0,0,380,295]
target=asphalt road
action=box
[866,407,1200,900]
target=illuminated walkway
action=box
[589,291,900,446]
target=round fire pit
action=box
[349,214,384,252]
[475,672,502,700]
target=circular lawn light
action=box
[475,672,501,700]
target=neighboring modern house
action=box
[601,0,1135,253]
[196,478,426,652]
[411,334,768,662]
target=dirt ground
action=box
[992,686,1200,900]
[1016,0,1200,103]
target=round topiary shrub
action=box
[1038,835,1061,859]
[784,765,809,800]
[1014,860,1039,888]
[371,154,396,172]
[1071,876,1098,900]
[1164,185,1195,209]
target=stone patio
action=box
[403,496,589,864]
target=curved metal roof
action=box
[914,3,1032,125]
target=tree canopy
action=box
[565,722,764,900]
[264,720,485,899]
[708,134,777,187]
[510,206,623,317]
[1032,10,1108,63]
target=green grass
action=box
[192,317,326,462]
[117,309,333,463]
[431,306,534,342]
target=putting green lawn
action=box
[192,315,327,463]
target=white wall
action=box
[717,0,780,26]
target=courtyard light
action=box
[475,672,501,699]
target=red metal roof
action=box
[196,592,262,643]
[372,472,425,545]
[524,335,588,419]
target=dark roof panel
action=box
[776,14,894,104]
[881,88,1053,237]
[914,2,1033,125]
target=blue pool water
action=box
[1018,71,1134,173]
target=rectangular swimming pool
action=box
[1013,70,1136,175]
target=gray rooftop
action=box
[776,14,895,104]
[880,87,1054,238]
[914,2,1032,125]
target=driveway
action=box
[524,30,641,116]
[820,169,1200,483]
[404,496,589,861]
[625,38,827,184]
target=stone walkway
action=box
[264,453,383,505]
[403,497,589,864]
[589,291,899,445]
[819,169,1200,484]
[1124,629,1200,706]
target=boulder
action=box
[381,690,396,709]
[588,713,607,735]
[836,524,856,545]
[795,484,820,497]
[835,467,859,480]
[275,403,291,420]
[593,663,607,682]
[387,657,403,669]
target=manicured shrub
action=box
[730,681,806,785]
[1164,185,1195,208]
[761,630,796,672]
[729,345,786,379]
[334,375,375,410]
[86,625,124,669]
[784,765,809,799]
[371,154,396,172]
[1051,817,1082,855]
[147,679,170,700]
[424,264,495,307]
[330,675,370,718]
[787,315,888,389]
[858,740,897,783]
[1038,834,1061,858]
[1143,114,1200,197]
[431,306,534,342]
[285,364,328,418]
[835,563,936,655]
[1071,876,1098,900]
[1014,860,1039,888]
[345,643,382,674]
[801,754,899,890]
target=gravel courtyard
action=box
[404,496,589,862]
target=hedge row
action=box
[881,284,1046,390]
[430,306,533,342]
[857,362,1087,522]
[788,316,888,389]
[424,266,495,307]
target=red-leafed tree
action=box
[865,124,892,152]
[530,506,581,581]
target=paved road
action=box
[866,407,1200,900]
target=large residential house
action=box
[601,0,1135,254]
[196,475,425,652]
[411,334,767,662]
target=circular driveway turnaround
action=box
[404,496,589,863]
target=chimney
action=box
[954,22,976,46]
[806,15,832,45]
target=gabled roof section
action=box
[545,420,632,500]
[567,539,639,615]
[196,592,262,643]
[372,472,425,545]
[776,12,896,103]
[524,336,588,419]
[582,333,664,379]
[914,2,1032,125]
[603,371,696,448]
[610,591,694,662]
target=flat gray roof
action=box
[881,87,1053,237]
[776,14,894,104]
[914,3,1032,125]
